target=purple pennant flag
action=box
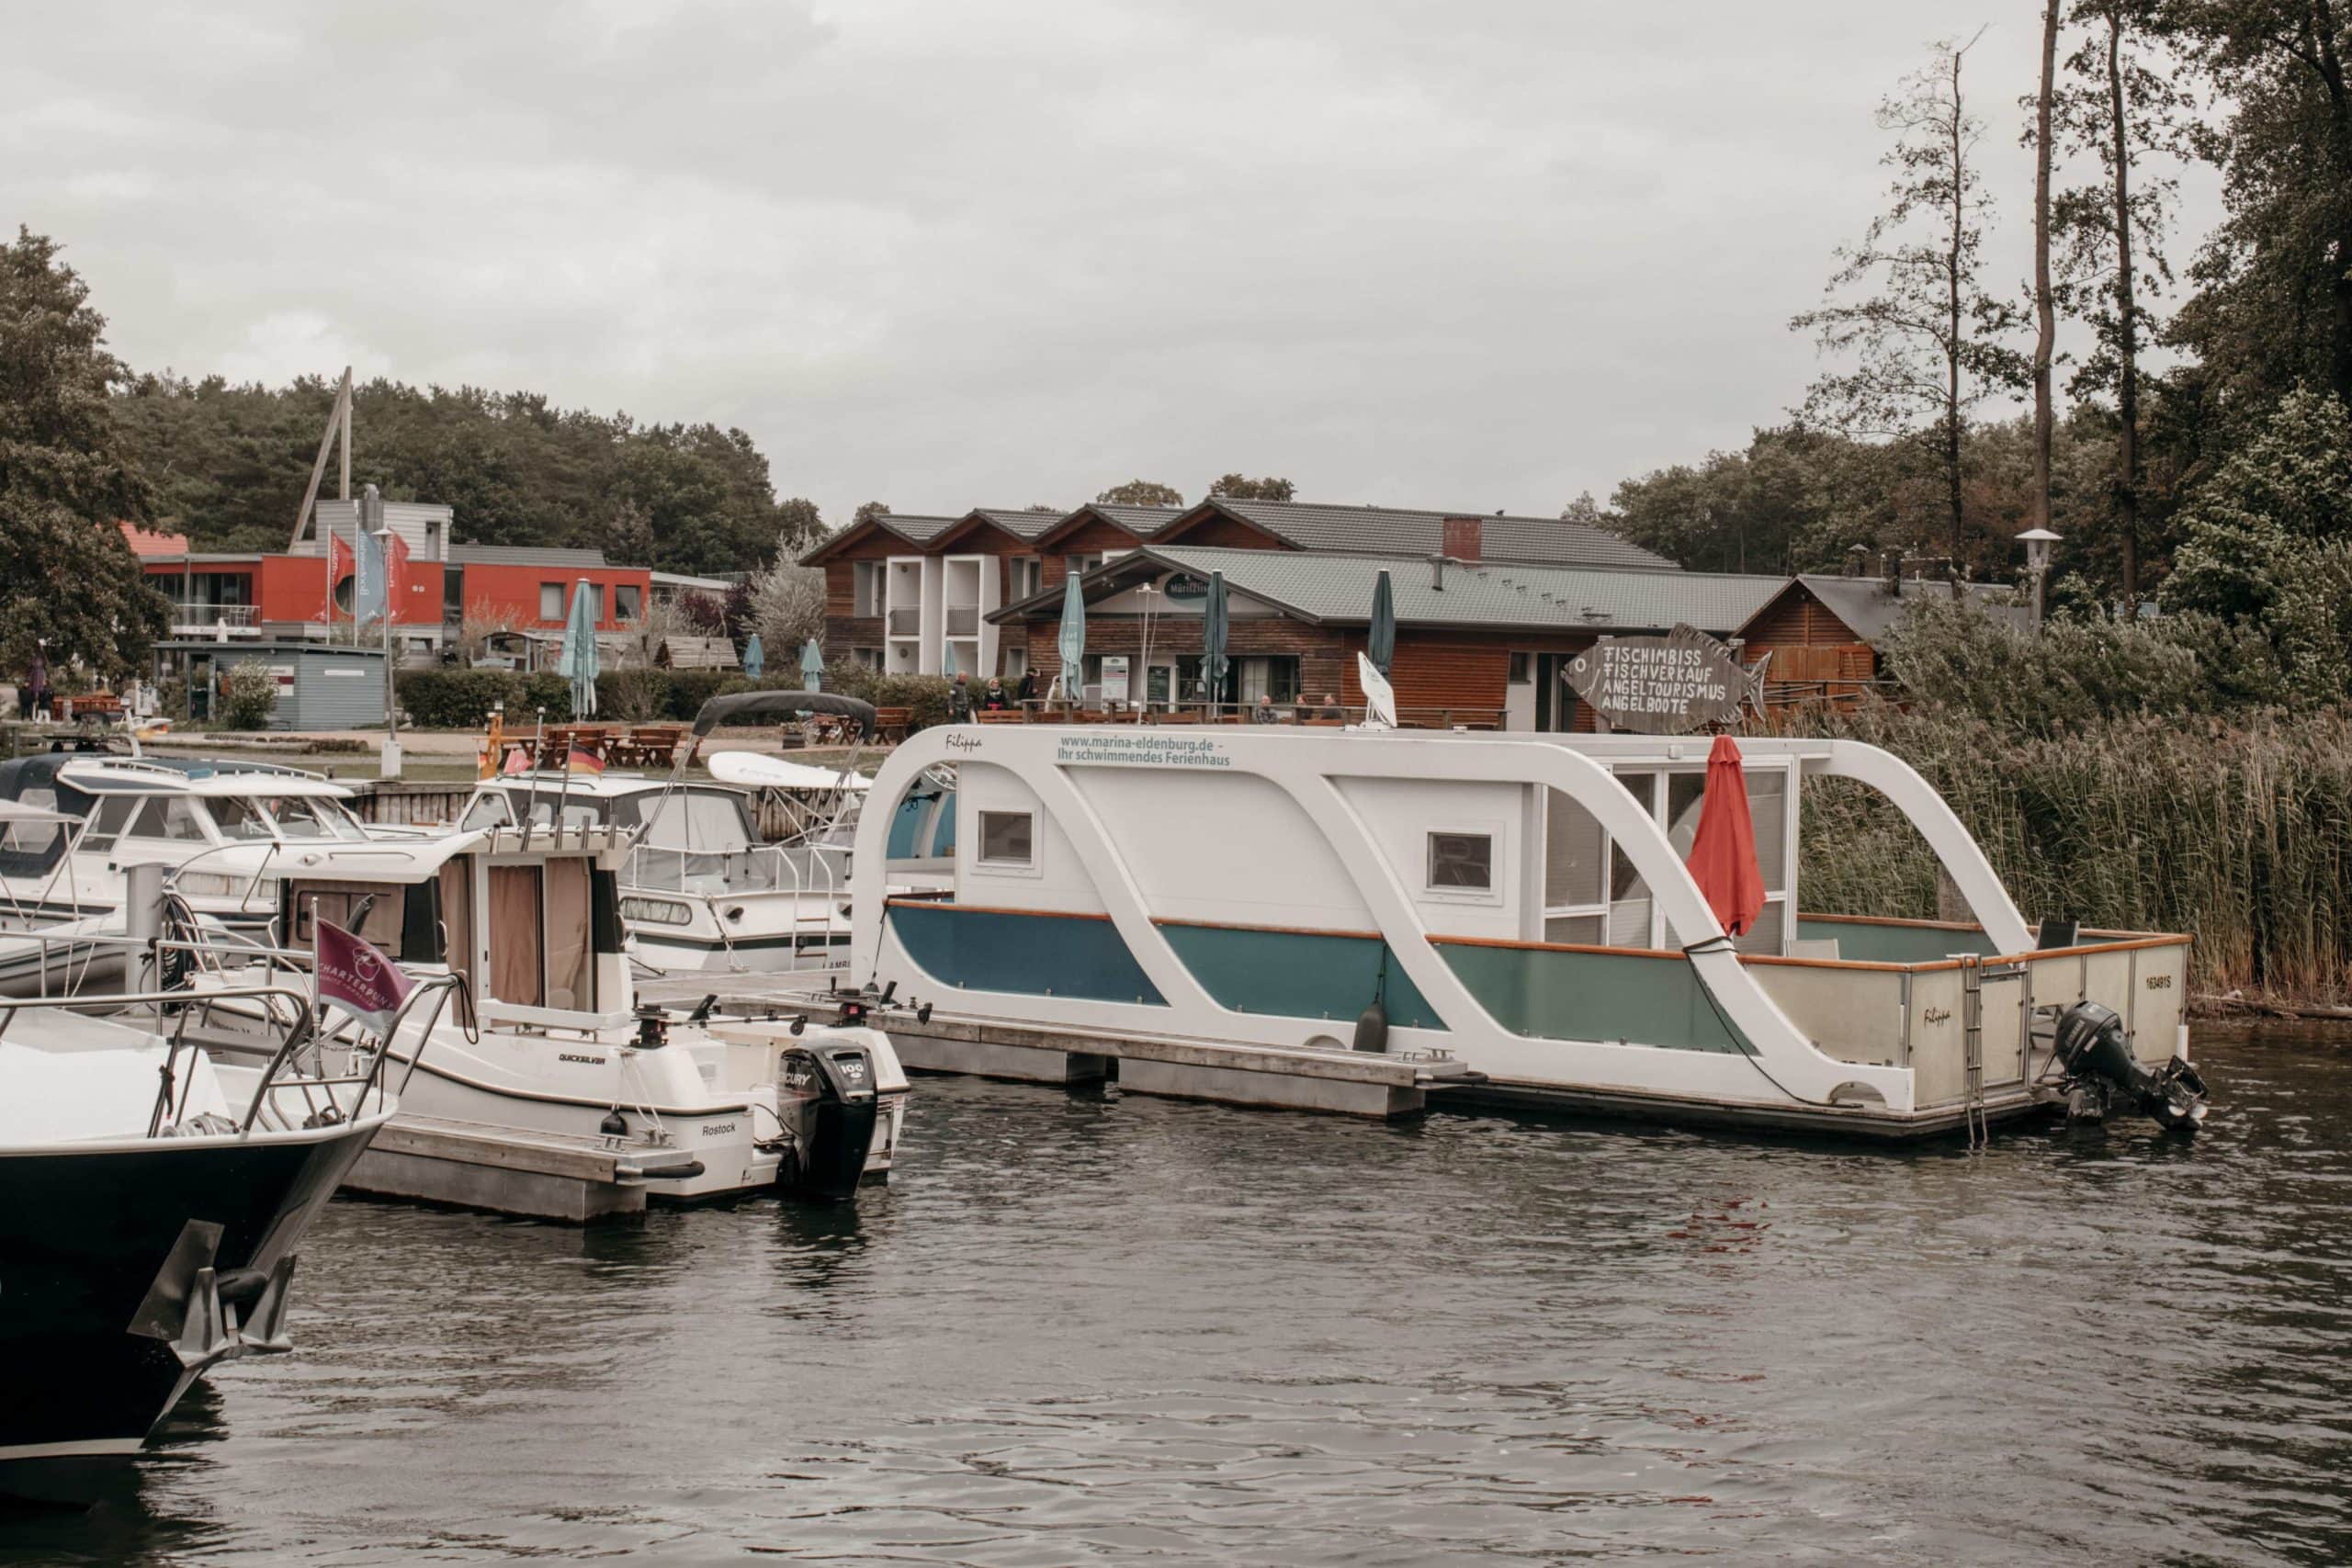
[314,918,413,1036]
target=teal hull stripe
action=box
[1435,943,1754,1055]
[1158,922,1447,1032]
[887,903,1167,1005]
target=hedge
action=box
[395,665,957,737]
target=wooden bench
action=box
[975,709,1026,724]
[872,706,912,744]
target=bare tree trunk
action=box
[1945,45,1967,574]
[2108,6,2142,613]
[2032,0,2060,547]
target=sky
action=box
[2,0,2222,536]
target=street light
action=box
[2017,527,2061,636]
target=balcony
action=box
[944,605,979,637]
[888,606,922,637]
[169,603,261,636]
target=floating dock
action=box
[645,976,1484,1120]
[346,1116,706,1223]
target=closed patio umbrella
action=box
[1056,571,1086,705]
[742,633,764,681]
[558,580,599,718]
[1685,734,1765,937]
[1368,567,1396,677]
[1201,570,1229,712]
[800,637,824,692]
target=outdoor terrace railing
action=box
[887,607,922,637]
[944,606,979,637]
[171,603,260,630]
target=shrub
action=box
[823,664,955,735]
[220,660,280,730]
[396,669,525,729]
[520,672,573,723]
[598,667,672,722]
[662,669,740,722]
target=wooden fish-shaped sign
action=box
[1563,624,1756,734]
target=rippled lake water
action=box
[8,1024,2350,1565]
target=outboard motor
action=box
[775,1036,880,1201]
[2050,1000,2209,1134]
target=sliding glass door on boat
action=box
[1538,763,1797,954]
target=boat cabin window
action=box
[1427,831,1493,892]
[514,793,605,830]
[210,796,276,840]
[640,792,752,853]
[285,880,412,959]
[264,795,357,840]
[127,796,209,843]
[3,787,67,859]
[77,793,142,852]
[978,810,1033,867]
[458,793,513,832]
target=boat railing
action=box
[624,841,848,902]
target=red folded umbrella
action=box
[1686,734,1765,938]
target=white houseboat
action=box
[844,724,2204,1141]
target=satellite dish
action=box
[707,752,872,792]
[1354,652,1397,730]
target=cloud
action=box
[1,0,2222,537]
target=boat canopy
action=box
[690,691,876,740]
[707,751,873,792]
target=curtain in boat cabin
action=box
[541,858,595,1012]
[487,865,544,1008]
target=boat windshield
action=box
[211,794,364,841]
[641,793,752,854]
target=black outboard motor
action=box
[775,1040,880,1201]
[2050,1000,2209,1133]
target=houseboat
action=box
[843,723,2204,1141]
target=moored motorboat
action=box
[0,980,396,1501]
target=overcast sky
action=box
[3,1,2221,536]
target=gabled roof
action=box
[1028,502,1190,552]
[1154,499,1674,570]
[798,511,966,565]
[1754,574,2024,645]
[989,546,1786,637]
[119,522,190,558]
[927,507,1072,553]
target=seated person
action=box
[1317,692,1343,719]
[1251,694,1280,724]
[980,676,1012,711]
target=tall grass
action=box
[1787,706,2352,1000]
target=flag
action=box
[501,745,533,775]
[565,748,605,774]
[328,530,356,623]
[388,533,410,622]
[314,918,413,1037]
[354,525,388,625]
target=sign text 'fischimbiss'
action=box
[1563,624,1752,734]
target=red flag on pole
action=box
[314,918,414,1036]
[327,530,355,623]
[1685,734,1766,937]
[388,532,410,621]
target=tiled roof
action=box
[1789,574,2024,643]
[1085,503,1189,538]
[1197,500,1674,570]
[447,544,612,568]
[119,522,190,558]
[995,546,1786,636]
[970,508,1069,540]
[875,513,961,545]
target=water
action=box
[9,1025,2350,1565]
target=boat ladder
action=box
[1958,956,2025,1148]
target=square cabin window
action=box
[539,582,563,620]
[978,810,1034,866]
[1428,831,1493,892]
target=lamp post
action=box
[367,484,402,779]
[2017,527,2060,636]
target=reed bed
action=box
[1785,706,2352,1001]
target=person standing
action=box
[948,671,973,723]
[26,647,50,724]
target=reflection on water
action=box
[7,1024,2350,1564]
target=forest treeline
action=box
[112,374,820,576]
[1587,0,2352,637]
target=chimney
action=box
[1845,545,1868,579]
[1442,516,1483,562]
[1429,554,1446,592]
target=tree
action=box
[1793,33,2029,575]
[2030,0,2064,547]
[747,563,827,655]
[1207,474,1295,502]
[0,229,168,678]
[2050,0,2197,609]
[2162,389,2352,692]
[1095,479,1182,507]
[2165,0,2352,407]
[852,500,891,527]
[775,497,824,554]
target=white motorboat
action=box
[177,817,910,1203]
[843,720,2207,1142]
[0,974,397,1499]
[0,750,382,942]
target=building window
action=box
[1063,552,1102,578]
[575,584,605,624]
[853,648,882,671]
[615,584,643,622]
[853,561,884,617]
[1010,557,1043,600]
[1236,656,1301,705]
[1001,645,1028,679]
[539,582,563,621]
[978,810,1034,867]
[1508,652,1532,683]
[1427,831,1493,892]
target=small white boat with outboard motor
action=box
[0,966,403,1502]
[452,692,893,976]
[169,808,912,1204]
